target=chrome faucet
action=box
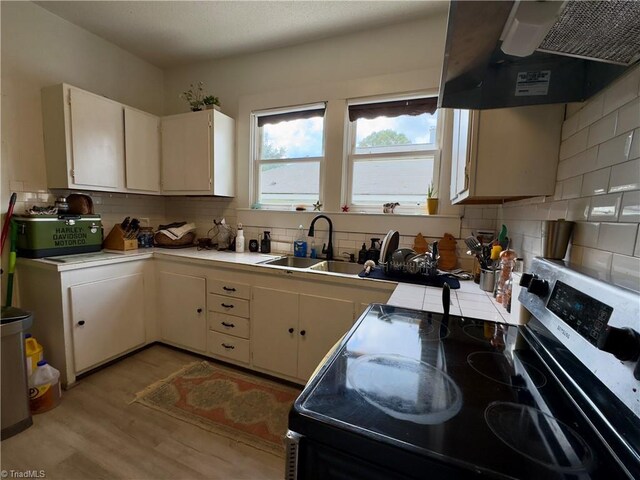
[308,214,333,260]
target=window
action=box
[252,104,325,207]
[346,96,440,208]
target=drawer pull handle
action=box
[197,308,203,313]
[78,320,85,326]
[288,328,294,334]
[300,330,306,336]
[223,286,236,292]
[221,321,235,328]
[221,303,234,309]
[221,343,235,350]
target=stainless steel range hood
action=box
[438,1,640,110]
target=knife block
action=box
[103,225,138,251]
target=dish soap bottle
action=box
[235,223,244,253]
[357,243,368,264]
[310,239,317,259]
[293,225,308,258]
[260,231,271,254]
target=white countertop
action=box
[22,247,516,325]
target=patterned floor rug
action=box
[132,361,301,456]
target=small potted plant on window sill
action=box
[426,182,438,215]
[203,95,221,111]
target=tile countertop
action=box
[23,247,516,325]
[388,280,517,325]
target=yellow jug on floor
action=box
[25,334,44,377]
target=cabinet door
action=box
[158,271,206,351]
[251,287,299,378]
[298,294,355,381]
[70,273,145,372]
[161,112,211,193]
[124,107,160,192]
[68,88,124,189]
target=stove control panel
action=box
[547,280,613,346]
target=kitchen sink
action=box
[260,256,324,268]
[309,261,363,275]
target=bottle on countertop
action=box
[293,225,308,258]
[366,238,381,263]
[357,243,368,264]
[235,223,244,253]
[260,231,271,254]
[310,239,317,259]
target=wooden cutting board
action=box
[437,233,458,270]
[413,233,428,254]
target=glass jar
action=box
[496,249,517,306]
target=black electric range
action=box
[287,259,640,479]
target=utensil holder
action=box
[479,268,497,292]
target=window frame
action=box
[344,95,442,213]
[250,103,326,209]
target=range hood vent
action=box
[439,0,640,110]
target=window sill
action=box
[237,208,459,219]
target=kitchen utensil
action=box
[363,260,376,276]
[121,217,130,230]
[405,254,429,275]
[490,245,502,261]
[479,268,497,292]
[464,236,482,253]
[442,283,450,319]
[5,221,18,306]
[542,219,575,259]
[379,230,399,266]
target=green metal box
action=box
[14,215,103,258]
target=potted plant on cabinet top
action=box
[203,95,220,110]
[180,82,204,111]
[426,182,438,215]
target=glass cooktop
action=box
[290,304,626,479]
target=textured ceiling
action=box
[35,1,449,68]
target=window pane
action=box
[260,117,324,160]
[259,162,320,204]
[351,157,434,205]
[354,112,437,155]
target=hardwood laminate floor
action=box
[1,345,285,480]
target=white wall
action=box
[1,2,167,301]
[500,65,640,288]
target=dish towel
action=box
[157,223,197,240]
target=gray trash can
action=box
[1,306,34,440]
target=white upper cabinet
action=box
[450,104,564,204]
[124,107,161,193]
[161,110,235,196]
[42,84,125,191]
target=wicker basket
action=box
[154,231,196,248]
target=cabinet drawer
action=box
[208,294,249,318]
[209,279,250,300]
[208,331,250,364]
[208,312,250,339]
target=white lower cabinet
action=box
[158,270,206,352]
[70,273,146,372]
[251,287,355,382]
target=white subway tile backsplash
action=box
[616,97,640,134]
[562,114,579,141]
[620,191,640,223]
[566,102,583,118]
[631,128,640,160]
[603,67,640,115]
[566,197,591,221]
[609,159,640,193]
[581,248,613,271]
[559,128,588,161]
[573,222,600,248]
[569,244,583,264]
[561,176,582,200]
[578,94,604,130]
[596,130,635,168]
[635,232,640,257]
[580,168,610,196]
[553,182,563,201]
[597,223,637,255]
[557,147,598,180]
[588,193,622,221]
[587,111,618,148]
[611,254,640,288]
[547,200,568,220]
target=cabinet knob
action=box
[77,320,85,326]
[197,308,203,313]
[300,330,306,336]
[288,328,294,334]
